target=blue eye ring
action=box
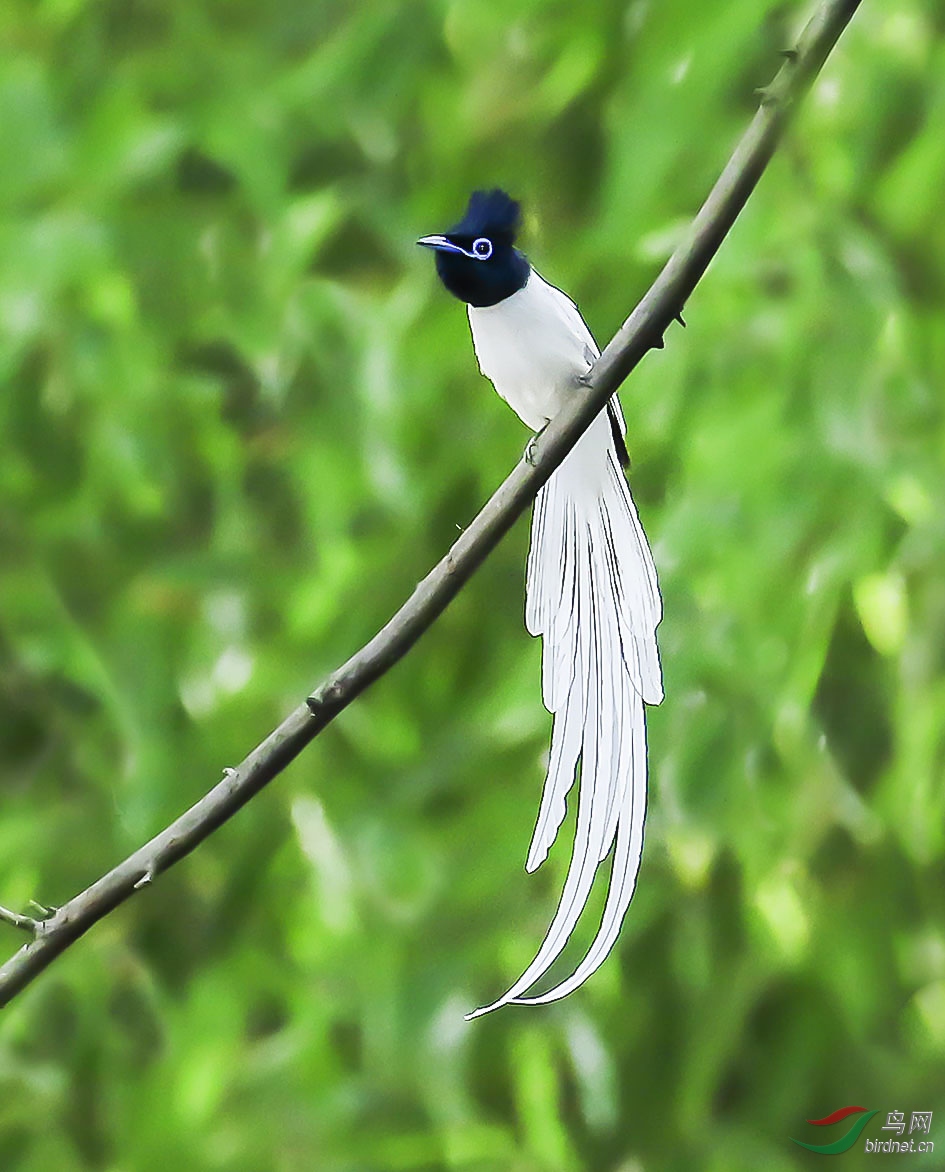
[472,237,493,260]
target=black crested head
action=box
[449,189,521,243]
[418,188,530,308]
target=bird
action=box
[418,189,662,1017]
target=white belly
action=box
[467,270,597,431]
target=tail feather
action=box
[467,412,661,1018]
[511,694,647,1006]
[468,545,615,1019]
[596,602,631,863]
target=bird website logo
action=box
[791,1106,934,1155]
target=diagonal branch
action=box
[0,0,861,1008]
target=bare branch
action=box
[0,0,862,1008]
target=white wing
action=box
[468,270,627,434]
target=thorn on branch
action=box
[754,85,777,107]
[133,869,155,890]
[675,311,687,328]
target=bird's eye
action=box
[472,237,493,260]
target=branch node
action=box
[222,766,237,779]
[307,679,343,715]
[780,47,799,61]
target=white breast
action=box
[467,270,598,431]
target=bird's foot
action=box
[524,422,550,467]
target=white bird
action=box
[419,190,662,1017]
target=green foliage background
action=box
[1,0,943,1168]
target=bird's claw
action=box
[524,423,549,467]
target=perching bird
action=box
[419,190,662,1017]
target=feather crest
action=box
[450,189,521,243]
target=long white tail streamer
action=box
[467,412,661,1019]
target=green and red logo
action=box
[791,1106,878,1154]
